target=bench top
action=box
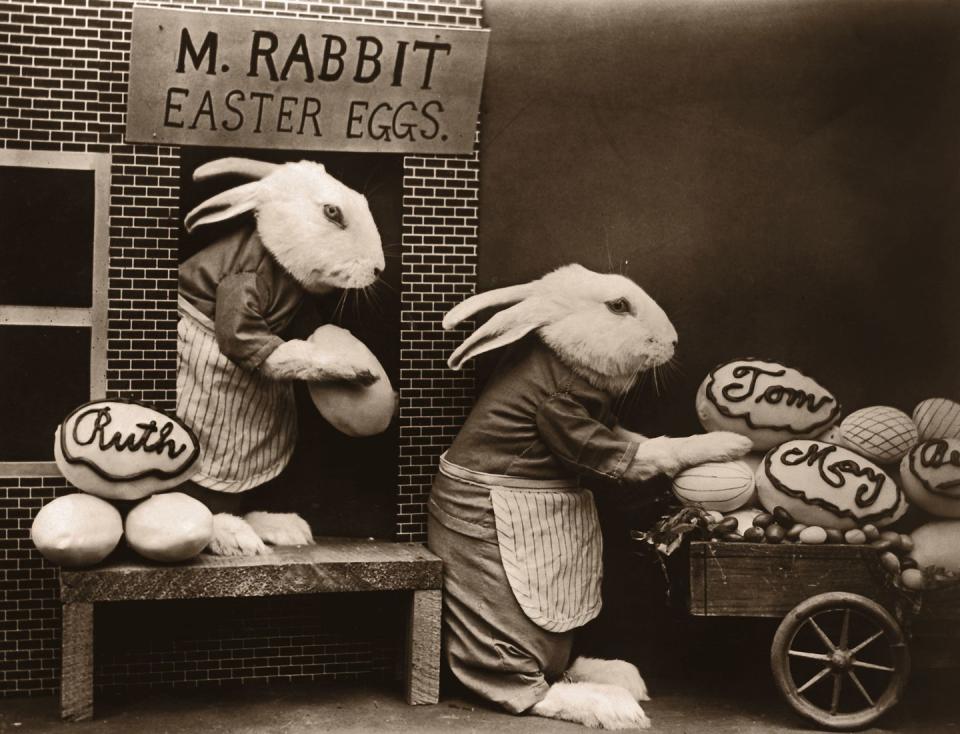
[60,537,442,603]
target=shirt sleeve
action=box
[214,272,285,370]
[535,390,640,483]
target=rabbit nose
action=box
[373,267,382,277]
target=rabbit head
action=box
[443,264,678,395]
[184,157,384,294]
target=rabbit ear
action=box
[184,181,260,232]
[442,283,536,330]
[448,298,553,370]
[193,157,281,182]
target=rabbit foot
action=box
[675,431,753,469]
[261,340,377,384]
[244,512,315,547]
[565,657,649,702]
[625,432,753,482]
[531,681,651,730]
[207,513,271,556]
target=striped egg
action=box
[837,406,918,464]
[913,398,960,442]
[672,460,756,512]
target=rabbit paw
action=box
[244,512,315,547]
[531,682,651,730]
[566,657,649,702]
[207,513,271,556]
[261,340,378,384]
[669,432,752,474]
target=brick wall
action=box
[0,0,482,697]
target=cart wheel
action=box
[771,592,910,730]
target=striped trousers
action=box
[176,297,297,493]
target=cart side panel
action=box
[689,542,890,618]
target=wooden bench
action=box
[58,538,443,721]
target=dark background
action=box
[179,149,403,539]
[475,0,960,680]
[0,168,95,460]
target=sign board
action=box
[125,7,488,154]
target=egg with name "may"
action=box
[54,398,201,501]
[757,440,906,530]
[836,406,918,464]
[696,359,841,451]
[913,398,960,442]
[900,438,960,518]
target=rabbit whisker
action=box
[601,222,614,275]
[375,275,398,295]
[367,283,388,318]
[332,289,349,324]
[614,365,646,415]
[360,162,385,196]
[364,177,389,197]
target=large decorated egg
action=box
[307,326,395,437]
[672,460,756,512]
[696,358,840,450]
[30,493,123,567]
[910,520,960,572]
[836,406,918,464]
[55,399,201,501]
[124,492,214,562]
[913,398,960,442]
[757,440,906,529]
[900,438,960,518]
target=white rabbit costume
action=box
[430,265,752,729]
[173,157,387,555]
[429,335,632,712]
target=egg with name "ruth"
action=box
[696,358,841,451]
[900,438,960,518]
[757,440,906,530]
[54,398,201,501]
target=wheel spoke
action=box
[830,673,842,714]
[839,608,850,649]
[848,670,876,707]
[851,659,896,673]
[850,630,885,655]
[797,666,832,695]
[788,650,832,662]
[808,617,837,651]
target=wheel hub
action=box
[829,649,853,671]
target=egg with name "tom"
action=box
[757,440,906,530]
[900,438,960,518]
[836,406,918,464]
[696,359,841,450]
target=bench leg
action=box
[405,589,441,705]
[61,602,94,721]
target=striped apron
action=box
[437,455,603,633]
[176,296,297,493]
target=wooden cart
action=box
[677,540,960,730]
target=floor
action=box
[2,668,958,734]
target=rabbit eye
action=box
[323,204,346,228]
[605,297,631,315]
